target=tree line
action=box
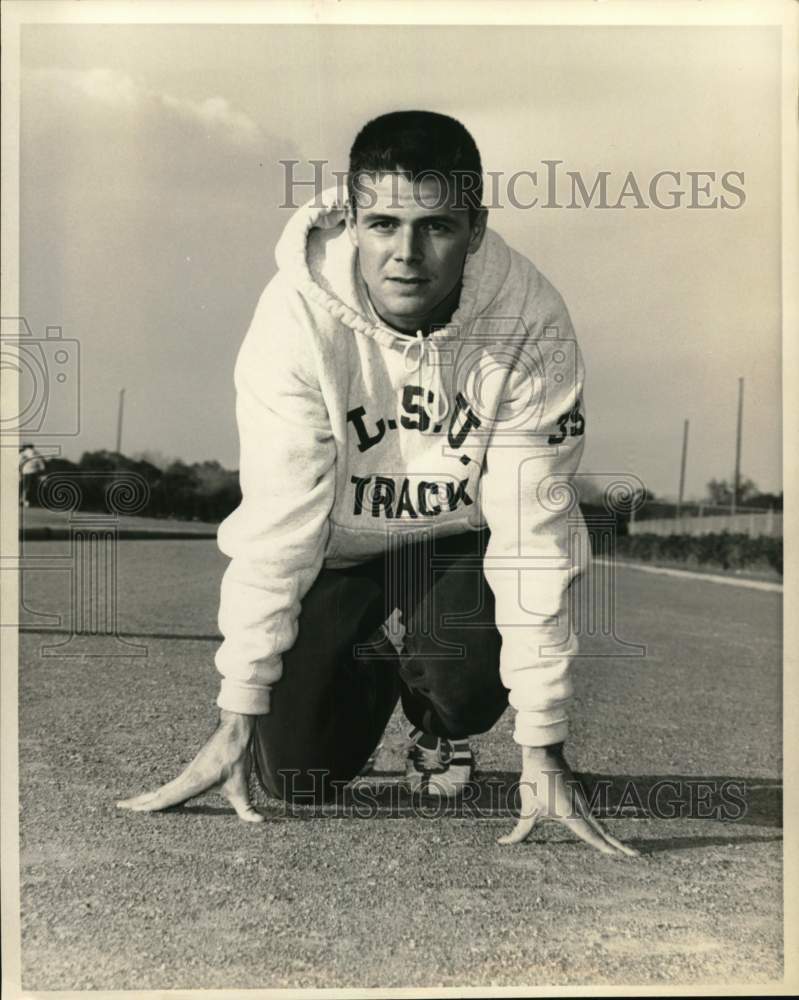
[32,450,241,523]
[26,451,781,533]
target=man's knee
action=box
[437,689,508,737]
[401,662,508,738]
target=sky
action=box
[19,23,782,499]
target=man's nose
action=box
[394,227,423,263]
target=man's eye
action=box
[425,222,450,233]
[371,220,396,231]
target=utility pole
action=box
[732,377,743,515]
[116,388,126,456]
[677,419,689,518]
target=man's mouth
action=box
[388,277,430,285]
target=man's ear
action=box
[345,204,359,247]
[467,208,488,255]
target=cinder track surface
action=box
[17,541,782,989]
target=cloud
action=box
[26,66,262,146]
[161,92,261,145]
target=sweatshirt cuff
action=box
[216,679,272,715]
[513,711,569,747]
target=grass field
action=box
[19,506,219,538]
[15,540,783,989]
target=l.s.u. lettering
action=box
[346,387,481,453]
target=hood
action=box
[274,187,514,349]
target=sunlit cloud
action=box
[27,66,262,146]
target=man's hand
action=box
[498,744,639,857]
[116,709,263,823]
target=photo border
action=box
[2,2,796,998]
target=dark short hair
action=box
[347,110,483,220]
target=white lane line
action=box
[593,559,783,593]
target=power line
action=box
[116,388,126,455]
[677,418,689,518]
[732,377,744,514]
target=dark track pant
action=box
[252,528,509,803]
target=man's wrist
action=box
[219,709,258,731]
[522,742,564,761]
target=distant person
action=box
[119,110,637,857]
[18,443,45,508]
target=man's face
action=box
[346,173,487,333]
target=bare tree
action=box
[706,477,758,506]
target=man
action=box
[119,111,637,857]
[19,443,45,507]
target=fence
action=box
[629,510,782,538]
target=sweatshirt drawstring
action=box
[402,330,450,430]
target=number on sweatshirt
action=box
[548,399,585,445]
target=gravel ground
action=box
[16,541,783,990]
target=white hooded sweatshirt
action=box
[215,190,589,747]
